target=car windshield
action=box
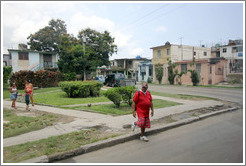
[115,74,125,79]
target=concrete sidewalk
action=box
[3,96,223,147]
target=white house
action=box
[220,39,243,74]
[8,45,59,73]
[138,60,153,82]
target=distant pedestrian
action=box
[10,82,18,109]
[132,82,154,142]
[25,80,34,106]
[23,90,30,111]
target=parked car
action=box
[95,75,105,83]
[104,73,136,87]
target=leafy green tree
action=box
[155,63,163,84]
[78,28,117,70]
[57,34,78,74]
[27,19,67,53]
[167,58,178,85]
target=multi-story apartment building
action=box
[109,57,149,81]
[151,41,212,84]
[220,39,243,74]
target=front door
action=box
[43,54,52,67]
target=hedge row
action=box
[10,70,62,89]
[3,66,12,84]
[58,81,103,98]
[103,86,136,108]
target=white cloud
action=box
[69,12,115,36]
[130,47,144,56]
[2,2,141,59]
[113,31,132,48]
[156,25,167,32]
[11,17,51,43]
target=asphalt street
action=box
[145,84,243,105]
[57,109,243,163]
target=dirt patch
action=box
[152,102,238,125]
[10,109,75,125]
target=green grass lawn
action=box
[3,109,59,138]
[3,129,122,163]
[67,99,181,116]
[3,87,110,106]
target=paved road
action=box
[57,109,243,163]
[145,85,244,105]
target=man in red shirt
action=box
[132,82,154,142]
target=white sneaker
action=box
[140,136,149,142]
[131,122,137,131]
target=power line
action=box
[136,4,187,29]
[120,4,170,32]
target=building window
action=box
[210,66,212,74]
[232,47,240,53]
[18,52,29,60]
[203,52,207,56]
[157,50,161,58]
[112,62,114,66]
[167,49,170,55]
[181,64,187,72]
[222,48,227,53]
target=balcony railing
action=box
[31,62,58,72]
[43,62,58,68]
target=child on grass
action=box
[22,90,30,111]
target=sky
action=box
[1,1,244,60]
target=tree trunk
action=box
[83,66,86,81]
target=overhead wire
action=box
[119,3,170,32]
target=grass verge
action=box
[3,129,122,163]
[3,109,60,138]
[66,99,181,116]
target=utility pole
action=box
[82,35,86,81]
[179,37,183,60]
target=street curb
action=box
[20,107,239,163]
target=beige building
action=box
[151,41,212,84]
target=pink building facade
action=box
[174,58,228,85]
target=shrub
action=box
[147,77,152,83]
[103,88,122,108]
[103,86,136,107]
[118,86,136,106]
[62,72,77,81]
[58,81,103,98]
[231,78,241,84]
[189,70,200,86]
[10,70,62,89]
[3,66,12,84]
